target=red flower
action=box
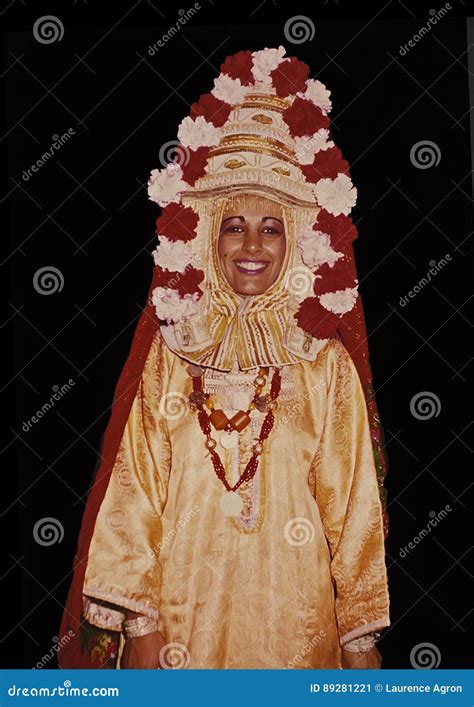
[270,57,309,97]
[154,266,205,298]
[282,96,330,138]
[313,247,357,295]
[294,297,340,339]
[220,50,254,85]
[155,203,199,242]
[301,146,350,183]
[190,93,231,127]
[313,209,358,249]
[178,146,210,186]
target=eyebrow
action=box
[220,216,284,226]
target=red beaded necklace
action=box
[187,363,282,514]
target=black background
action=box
[1,0,473,670]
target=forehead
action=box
[221,194,284,220]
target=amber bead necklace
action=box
[187,363,282,515]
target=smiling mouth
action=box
[233,259,270,275]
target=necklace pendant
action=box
[220,429,239,449]
[220,491,243,516]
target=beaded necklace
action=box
[187,363,282,515]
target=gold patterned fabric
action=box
[83,331,390,669]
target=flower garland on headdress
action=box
[147,46,361,342]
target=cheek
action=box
[268,238,286,265]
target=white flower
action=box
[147,163,188,207]
[297,229,343,270]
[294,129,335,164]
[313,173,357,216]
[319,286,358,315]
[212,73,247,105]
[252,45,286,84]
[152,287,200,324]
[299,79,332,115]
[177,115,221,151]
[152,237,193,273]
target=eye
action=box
[261,226,281,235]
[225,225,244,233]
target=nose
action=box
[242,226,263,254]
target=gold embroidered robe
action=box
[82,333,390,669]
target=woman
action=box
[58,46,390,670]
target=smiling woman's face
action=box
[217,197,287,296]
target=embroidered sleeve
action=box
[312,340,390,646]
[82,334,171,624]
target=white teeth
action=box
[235,261,267,271]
